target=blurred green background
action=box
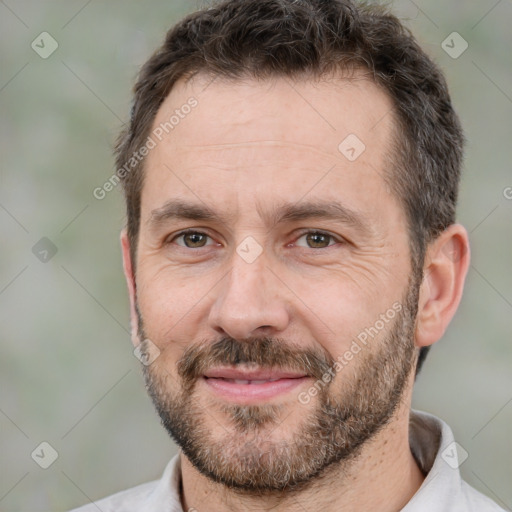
[1,1,511,510]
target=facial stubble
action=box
[138,276,419,495]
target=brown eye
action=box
[296,232,336,249]
[174,231,211,248]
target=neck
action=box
[180,402,424,512]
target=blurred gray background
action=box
[1,1,511,510]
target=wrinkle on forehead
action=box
[165,139,368,171]
[179,139,337,156]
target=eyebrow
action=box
[148,198,371,235]
[264,200,371,234]
[148,199,234,229]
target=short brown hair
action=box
[115,0,464,372]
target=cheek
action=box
[135,267,208,346]
[297,283,369,356]
[290,268,402,357]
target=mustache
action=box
[177,337,335,388]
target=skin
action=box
[121,73,470,512]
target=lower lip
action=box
[202,376,310,402]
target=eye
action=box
[171,230,215,248]
[295,231,340,249]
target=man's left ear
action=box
[415,223,470,348]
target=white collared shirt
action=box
[70,410,506,511]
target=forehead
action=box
[152,72,393,151]
[141,73,398,224]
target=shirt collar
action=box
[403,409,466,511]
[142,451,183,512]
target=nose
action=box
[207,251,290,340]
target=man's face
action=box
[126,75,420,492]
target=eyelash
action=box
[168,229,343,249]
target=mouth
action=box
[202,367,311,403]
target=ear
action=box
[120,229,140,347]
[415,224,470,348]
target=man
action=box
[72,0,505,510]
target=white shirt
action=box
[69,411,506,511]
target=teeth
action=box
[228,378,282,384]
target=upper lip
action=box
[203,367,308,380]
